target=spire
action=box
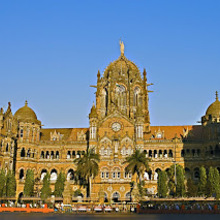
[25,100,28,106]
[0,108,3,115]
[97,70,100,83]
[216,91,219,101]
[89,103,98,119]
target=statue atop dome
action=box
[119,40,124,55]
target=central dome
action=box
[103,55,142,81]
[14,101,40,124]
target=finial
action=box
[25,100,28,106]
[8,102,11,108]
[119,39,124,56]
[143,68,147,76]
[97,70,100,78]
[216,91,219,101]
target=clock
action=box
[112,122,121,132]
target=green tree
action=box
[40,172,51,201]
[6,170,16,197]
[74,148,100,197]
[207,167,215,197]
[167,166,176,196]
[176,165,185,197]
[24,169,34,197]
[157,170,168,198]
[0,169,6,197]
[186,177,198,197]
[213,168,220,199]
[198,166,207,196]
[167,164,185,197]
[54,171,66,197]
[123,149,149,184]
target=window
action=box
[106,172,109,178]
[101,172,105,178]
[117,172,120,179]
[20,129,23,138]
[112,172,116,179]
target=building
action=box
[0,42,220,202]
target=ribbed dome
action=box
[103,55,141,81]
[206,92,220,118]
[14,101,40,124]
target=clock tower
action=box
[88,42,153,201]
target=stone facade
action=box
[0,45,220,202]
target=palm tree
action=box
[74,148,100,198]
[123,149,149,183]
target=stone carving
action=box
[120,40,124,55]
[77,130,86,141]
[120,186,125,192]
[50,130,63,141]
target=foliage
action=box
[73,189,82,197]
[207,167,215,197]
[123,149,149,183]
[40,172,51,201]
[6,170,16,197]
[54,171,66,197]
[213,168,220,199]
[186,177,198,197]
[157,170,168,198]
[0,169,6,197]
[24,169,35,197]
[176,165,185,197]
[74,148,100,197]
[167,165,176,196]
[198,166,207,196]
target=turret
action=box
[89,103,98,140]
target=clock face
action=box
[112,122,121,132]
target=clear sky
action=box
[0,0,219,128]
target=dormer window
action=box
[156,133,162,138]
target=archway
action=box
[185,168,191,179]
[112,192,120,202]
[50,169,58,181]
[40,169,47,181]
[19,169,24,180]
[67,169,75,181]
[125,192,131,201]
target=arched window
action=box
[21,148,25,157]
[50,169,58,181]
[67,169,74,181]
[134,87,140,107]
[67,151,71,159]
[46,151,49,159]
[112,192,120,202]
[51,151,54,159]
[19,169,24,180]
[40,151,44,159]
[56,151,59,159]
[6,143,9,152]
[116,84,126,113]
[168,150,173,158]
[194,168,200,180]
[40,169,47,181]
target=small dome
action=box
[206,92,220,118]
[14,101,40,124]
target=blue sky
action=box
[0,0,219,128]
